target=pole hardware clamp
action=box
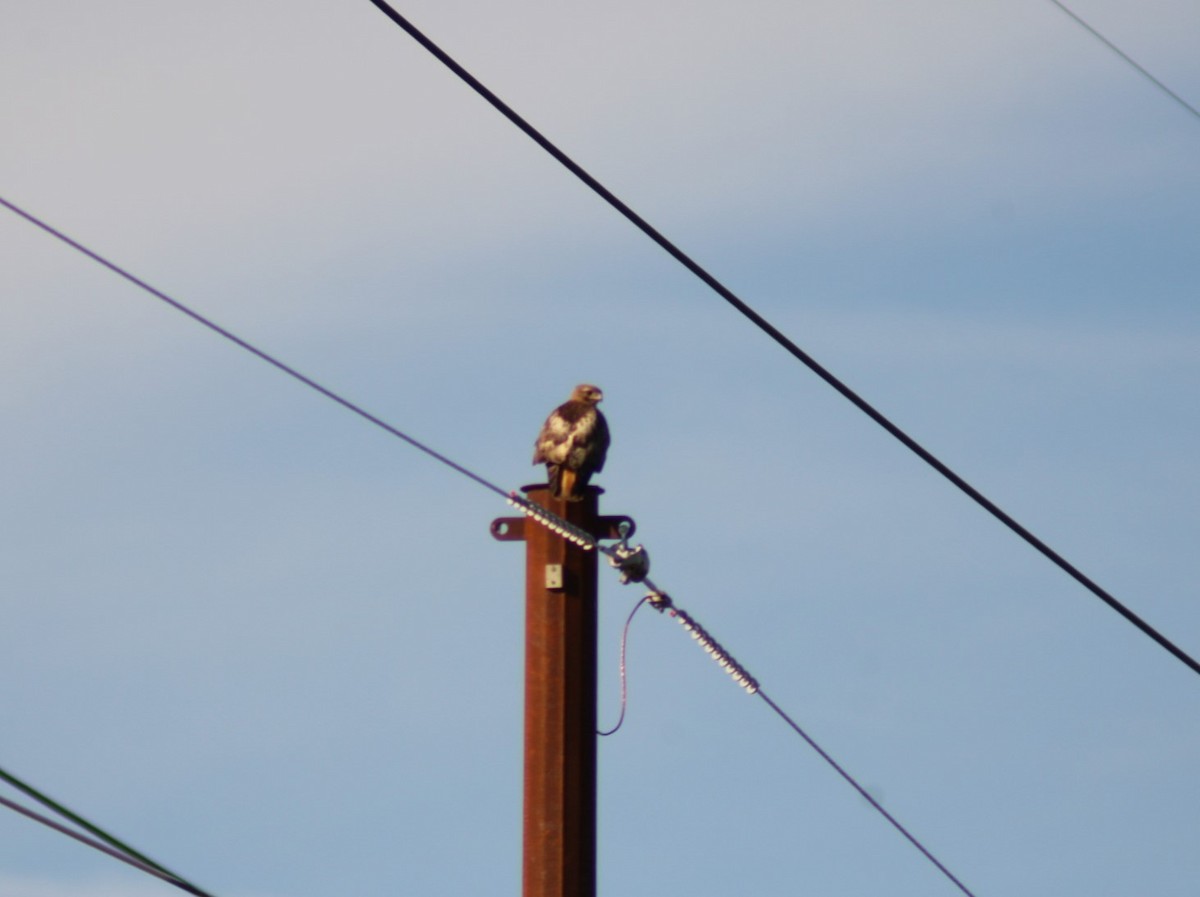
[607,521,650,584]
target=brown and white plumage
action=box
[533,384,610,501]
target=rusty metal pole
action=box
[521,484,598,897]
[491,486,634,897]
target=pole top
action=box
[490,485,635,544]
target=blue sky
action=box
[2,1,1199,895]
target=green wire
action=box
[0,765,213,895]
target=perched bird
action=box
[533,384,610,501]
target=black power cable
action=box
[362,0,1200,679]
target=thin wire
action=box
[362,0,1200,679]
[755,690,977,897]
[0,765,208,892]
[1045,0,1200,123]
[647,590,976,895]
[0,195,510,503]
[598,595,649,736]
[0,794,214,897]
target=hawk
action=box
[533,384,610,501]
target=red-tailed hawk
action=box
[533,384,610,501]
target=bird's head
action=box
[571,384,604,405]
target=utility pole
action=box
[491,485,632,897]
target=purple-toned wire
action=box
[598,596,649,736]
[0,794,213,896]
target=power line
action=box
[0,195,641,636]
[1045,0,1200,123]
[633,589,977,896]
[0,768,215,896]
[510,501,977,891]
[755,689,977,897]
[0,202,647,561]
[0,795,213,897]
[362,0,1200,679]
[0,195,512,504]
